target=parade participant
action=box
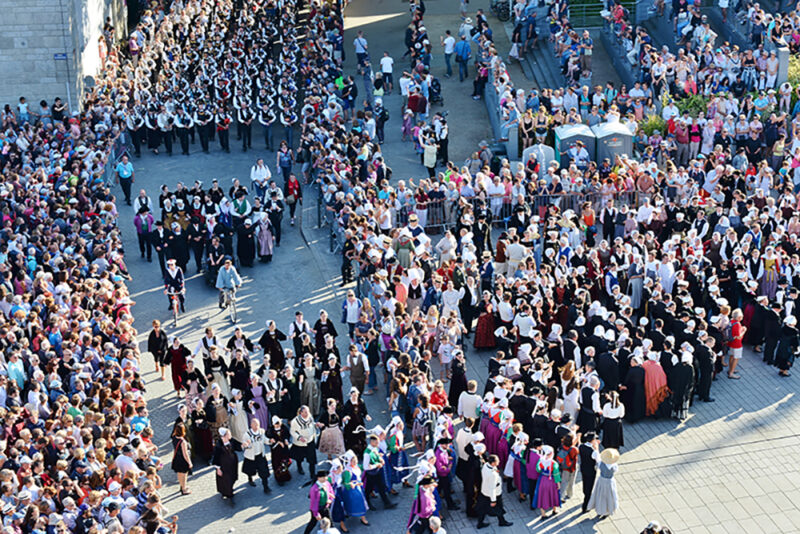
[163,258,186,312]
[212,428,239,505]
[406,476,438,534]
[268,416,293,485]
[476,454,513,529]
[242,418,272,494]
[342,451,370,525]
[304,470,334,534]
[363,433,398,510]
[579,432,600,514]
[318,398,346,458]
[290,405,318,484]
[533,445,561,519]
[588,448,620,519]
[434,437,459,509]
[147,319,169,381]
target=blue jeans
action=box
[263,124,273,149]
[444,53,453,77]
[368,369,377,390]
[458,59,468,81]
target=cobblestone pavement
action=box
[119,1,800,533]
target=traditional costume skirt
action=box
[474,313,497,349]
[483,419,501,456]
[318,426,346,456]
[533,472,561,510]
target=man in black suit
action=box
[150,220,171,278]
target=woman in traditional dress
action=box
[256,211,275,262]
[205,383,229,439]
[495,398,514,470]
[184,359,208,410]
[342,450,370,525]
[761,245,780,299]
[642,351,670,417]
[321,353,344,405]
[412,394,434,453]
[168,337,190,396]
[228,349,251,393]
[329,459,349,533]
[600,391,625,449]
[317,398,346,458]
[342,387,370,457]
[267,416,293,485]
[620,354,646,422]
[228,388,249,450]
[588,448,619,519]
[533,445,561,518]
[386,416,410,488]
[281,365,301,419]
[190,397,214,463]
[245,373,270,429]
[314,310,339,353]
[204,347,231,399]
[473,291,497,349]
[776,315,800,377]
[257,320,287,370]
[627,254,644,310]
[448,349,468,407]
[226,327,255,356]
[299,354,322,417]
[505,423,530,501]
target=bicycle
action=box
[221,287,238,323]
[167,290,182,327]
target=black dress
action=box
[237,224,257,267]
[258,329,287,370]
[621,365,646,423]
[171,437,191,474]
[340,399,368,457]
[448,357,468,407]
[776,324,799,371]
[212,438,239,498]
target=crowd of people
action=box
[4,0,800,527]
[0,10,185,534]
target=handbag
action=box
[286,194,296,204]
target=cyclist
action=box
[215,256,243,309]
[164,258,186,312]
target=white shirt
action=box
[443,36,456,54]
[250,164,271,186]
[380,56,394,73]
[513,313,536,337]
[480,464,503,501]
[114,454,141,476]
[457,391,482,419]
[455,428,473,460]
[345,299,361,323]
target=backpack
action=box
[556,447,576,472]
[380,107,390,122]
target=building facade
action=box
[0,0,127,114]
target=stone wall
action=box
[0,0,126,113]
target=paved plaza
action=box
[117,1,800,533]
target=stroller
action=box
[429,77,444,105]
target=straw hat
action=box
[600,448,620,465]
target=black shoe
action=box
[702,397,716,402]
[167,305,173,311]
[384,501,397,510]
[499,521,514,527]
[368,505,378,512]
[249,479,256,487]
[302,480,313,487]
[447,502,460,510]
[477,522,489,529]
[264,486,272,494]
[147,257,152,263]
[297,466,304,476]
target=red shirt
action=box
[728,320,743,349]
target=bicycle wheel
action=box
[172,299,178,328]
[230,297,237,323]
